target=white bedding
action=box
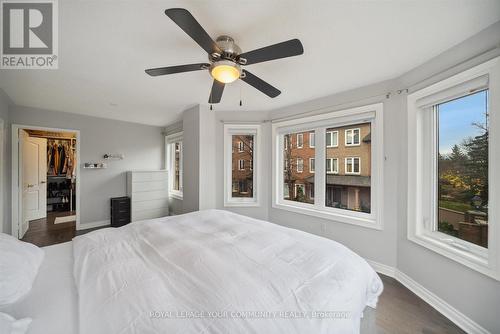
[73,209,383,334]
[0,242,78,334]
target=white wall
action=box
[9,105,164,229]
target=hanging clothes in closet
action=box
[47,140,75,177]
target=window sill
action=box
[224,201,260,208]
[272,202,382,230]
[408,232,498,281]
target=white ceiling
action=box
[1,0,499,126]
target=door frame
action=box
[12,124,81,238]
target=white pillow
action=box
[0,233,44,305]
[0,312,31,334]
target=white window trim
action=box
[238,159,245,170]
[296,158,304,173]
[165,132,183,200]
[309,158,315,173]
[238,141,244,152]
[297,133,303,148]
[309,133,315,148]
[345,157,361,175]
[272,103,384,230]
[345,128,361,146]
[224,124,261,207]
[407,56,500,280]
[326,130,338,148]
[326,157,339,174]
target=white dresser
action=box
[126,170,169,222]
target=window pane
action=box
[332,132,338,147]
[173,141,181,191]
[283,131,314,204]
[326,123,371,213]
[437,90,488,248]
[232,134,254,198]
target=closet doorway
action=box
[12,125,80,246]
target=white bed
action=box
[73,209,383,334]
[2,209,382,334]
[0,242,78,334]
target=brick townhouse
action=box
[231,134,254,197]
[284,122,372,213]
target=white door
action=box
[20,130,47,237]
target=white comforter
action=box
[73,209,382,334]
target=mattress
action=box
[0,241,78,334]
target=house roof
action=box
[305,175,371,187]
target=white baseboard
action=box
[76,220,110,231]
[367,259,489,334]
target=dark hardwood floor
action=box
[21,211,76,247]
[362,275,465,334]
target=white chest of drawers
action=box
[126,170,169,222]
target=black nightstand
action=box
[110,197,131,227]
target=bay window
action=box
[407,57,500,280]
[273,103,383,228]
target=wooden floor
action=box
[361,275,465,334]
[21,211,76,247]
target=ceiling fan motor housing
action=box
[210,36,246,65]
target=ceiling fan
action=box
[145,8,304,104]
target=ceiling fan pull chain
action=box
[239,82,243,107]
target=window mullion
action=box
[315,127,326,210]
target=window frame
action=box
[165,132,183,200]
[345,128,361,146]
[297,133,303,148]
[345,157,361,175]
[406,57,500,280]
[326,157,339,174]
[326,130,339,148]
[272,103,384,229]
[238,159,245,170]
[296,158,304,173]
[224,124,261,207]
[309,158,315,173]
[309,132,315,148]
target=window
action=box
[274,103,383,228]
[326,131,338,147]
[345,157,360,174]
[166,132,183,199]
[345,128,360,146]
[297,133,303,148]
[326,158,338,174]
[309,133,315,148]
[283,131,315,204]
[407,57,500,280]
[224,124,260,207]
[296,158,304,173]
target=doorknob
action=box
[40,181,47,184]
[27,184,35,188]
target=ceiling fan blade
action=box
[145,63,209,76]
[239,39,304,65]
[165,8,221,55]
[241,70,281,98]
[208,80,225,104]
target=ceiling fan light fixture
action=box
[210,60,241,84]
